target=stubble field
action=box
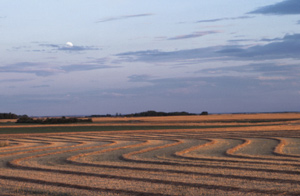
[1,113,300,196]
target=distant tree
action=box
[200,111,208,115]
[16,115,35,123]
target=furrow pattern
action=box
[1,124,300,195]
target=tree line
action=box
[124,110,208,117]
[16,115,92,124]
[0,113,18,119]
[87,110,209,117]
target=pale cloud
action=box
[61,64,115,72]
[197,16,253,23]
[40,44,100,52]
[31,85,50,88]
[96,13,154,23]
[199,63,300,79]
[0,62,63,76]
[167,31,220,40]
[116,47,220,63]
[128,74,153,82]
[0,60,117,76]
[0,78,31,83]
[257,76,289,81]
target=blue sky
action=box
[1,0,300,116]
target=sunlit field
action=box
[1,113,300,195]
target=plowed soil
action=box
[1,113,300,195]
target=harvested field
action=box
[1,113,300,195]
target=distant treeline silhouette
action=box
[88,111,208,117]
[16,115,92,124]
[0,113,18,119]
[124,110,208,117]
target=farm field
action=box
[1,113,300,195]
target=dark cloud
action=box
[197,16,253,23]
[260,37,283,42]
[249,0,300,15]
[167,31,219,40]
[96,13,153,23]
[217,34,300,60]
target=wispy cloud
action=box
[199,63,300,79]
[128,74,153,82]
[249,0,300,15]
[117,33,300,63]
[227,39,256,43]
[217,34,300,60]
[96,13,153,23]
[31,85,50,88]
[0,59,118,76]
[167,31,220,40]
[0,78,31,83]
[0,62,62,76]
[61,64,114,72]
[197,16,253,23]
[116,47,220,63]
[40,44,100,52]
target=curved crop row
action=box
[1,130,300,195]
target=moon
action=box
[66,42,73,47]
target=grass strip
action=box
[0,124,267,134]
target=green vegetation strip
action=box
[0,124,266,134]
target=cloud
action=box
[0,59,117,76]
[116,47,220,63]
[217,34,300,60]
[117,33,300,64]
[199,63,300,79]
[40,44,100,52]
[260,37,283,42]
[128,74,153,82]
[249,0,300,15]
[167,31,219,40]
[96,13,153,23]
[31,85,50,88]
[61,64,114,72]
[197,16,253,23]
[0,78,31,83]
[257,76,290,81]
[227,39,256,43]
[0,62,62,76]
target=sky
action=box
[1,0,300,116]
